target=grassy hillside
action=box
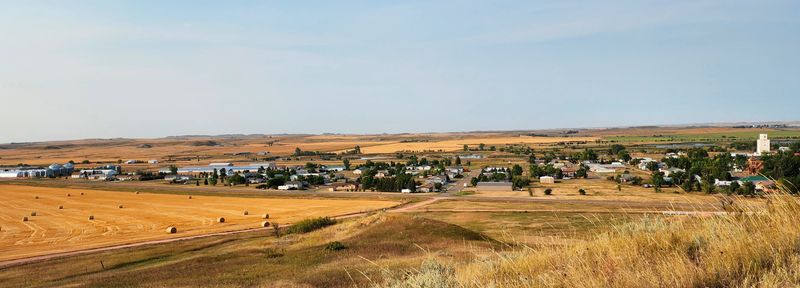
[393,191,800,287]
[0,213,498,288]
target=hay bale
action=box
[22,216,28,222]
[261,221,270,228]
[188,196,193,199]
[118,205,124,209]
[66,193,71,197]
[80,192,84,196]
[217,217,225,223]
[243,210,249,215]
[166,226,177,234]
[263,213,270,219]
[135,191,140,195]
[58,205,63,209]
[30,211,37,216]
[34,196,39,199]
[88,215,94,220]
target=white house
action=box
[278,181,303,190]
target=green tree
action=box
[343,159,351,170]
[168,165,178,175]
[455,156,461,166]
[511,164,523,176]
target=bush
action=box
[286,217,337,234]
[579,188,586,195]
[544,188,552,195]
[325,241,346,251]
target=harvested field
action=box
[356,136,598,153]
[0,185,398,262]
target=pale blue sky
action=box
[1,1,798,142]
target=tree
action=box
[470,177,479,187]
[579,188,586,195]
[463,144,469,151]
[739,181,756,197]
[479,143,486,151]
[727,181,740,195]
[343,159,351,170]
[169,165,178,175]
[204,178,209,185]
[455,156,461,166]
[512,176,530,189]
[511,164,523,176]
[646,161,659,172]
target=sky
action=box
[1,1,799,143]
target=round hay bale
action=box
[88,215,94,220]
[262,213,270,219]
[166,226,177,234]
[58,205,63,209]
[118,205,124,209]
[66,193,71,197]
[135,191,140,195]
[261,221,270,228]
[80,192,84,196]
[217,217,225,223]
[22,216,29,222]
[34,196,39,199]
[30,211,37,216]
[188,196,193,199]
[243,210,249,216]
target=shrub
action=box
[286,217,337,234]
[325,241,346,251]
[544,188,552,195]
[579,188,586,195]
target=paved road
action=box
[444,169,480,194]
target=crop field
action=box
[356,136,599,154]
[0,185,399,262]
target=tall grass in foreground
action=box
[389,187,800,287]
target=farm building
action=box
[327,182,358,192]
[476,182,513,191]
[539,176,555,184]
[278,181,303,190]
[72,169,117,180]
[0,163,74,178]
[756,134,770,156]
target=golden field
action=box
[0,184,399,262]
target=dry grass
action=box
[394,189,800,287]
[0,184,398,262]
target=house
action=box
[476,182,513,191]
[446,166,464,174]
[328,182,359,192]
[539,176,555,184]
[165,175,192,183]
[424,176,447,185]
[353,168,366,175]
[148,159,159,164]
[660,167,685,177]
[418,183,438,193]
[619,174,637,183]
[560,167,579,178]
[588,164,615,173]
[278,181,303,190]
[375,170,390,178]
[737,175,775,191]
[714,179,733,187]
[609,162,625,168]
[323,165,346,172]
[125,160,141,164]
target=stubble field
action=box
[0,184,399,262]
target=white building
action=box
[539,176,555,184]
[148,160,159,164]
[756,134,770,156]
